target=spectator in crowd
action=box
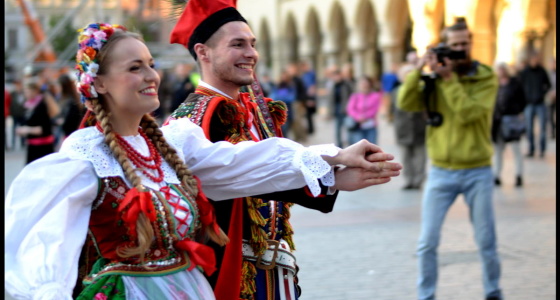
[381,62,401,122]
[546,57,556,139]
[397,17,503,300]
[394,51,427,190]
[328,67,354,147]
[300,60,318,134]
[272,70,297,137]
[5,87,13,150]
[259,72,275,98]
[492,63,526,187]
[153,66,172,121]
[59,74,86,139]
[518,51,551,158]
[16,79,56,164]
[170,63,197,112]
[346,75,382,145]
[8,79,27,151]
[287,62,308,141]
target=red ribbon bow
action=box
[118,187,157,239]
[175,239,216,276]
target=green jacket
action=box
[397,63,498,170]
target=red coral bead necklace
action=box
[96,122,164,183]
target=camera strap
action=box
[421,74,443,127]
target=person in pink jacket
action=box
[346,75,383,144]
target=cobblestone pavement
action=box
[4,107,556,300]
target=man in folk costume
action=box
[166,1,396,299]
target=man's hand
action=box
[333,166,401,191]
[416,52,429,71]
[323,139,402,173]
[426,53,453,81]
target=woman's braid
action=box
[140,114,228,246]
[140,115,198,194]
[92,100,155,265]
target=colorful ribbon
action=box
[117,187,156,238]
[193,176,222,236]
[175,239,216,276]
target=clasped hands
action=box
[322,139,402,191]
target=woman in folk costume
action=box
[4,23,402,300]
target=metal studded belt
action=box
[241,239,297,273]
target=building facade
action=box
[4,0,556,81]
[237,0,556,79]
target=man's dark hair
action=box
[440,17,472,43]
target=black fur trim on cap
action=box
[187,7,247,60]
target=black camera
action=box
[430,43,466,64]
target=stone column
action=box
[298,34,316,66]
[350,50,365,79]
[363,47,378,78]
[322,32,340,68]
[472,29,495,66]
[379,45,403,74]
[270,36,286,80]
[348,30,366,78]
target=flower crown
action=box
[75,23,127,103]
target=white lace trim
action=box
[292,144,340,197]
[59,127,180,185]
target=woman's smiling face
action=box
[94,37,161,121]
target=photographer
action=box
[397,18,503,300]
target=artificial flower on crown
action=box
[75,23,127,103]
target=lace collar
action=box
[59,126,180,185]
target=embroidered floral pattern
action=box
[77,275,125,300]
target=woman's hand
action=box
[332,165,401,191]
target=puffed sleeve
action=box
[161,118,339,200]
[5,153,99,300]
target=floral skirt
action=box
[77,263,215,300]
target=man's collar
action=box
[198,80,234,99]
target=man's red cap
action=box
[170,0,247,60]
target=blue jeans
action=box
[524,103,547,155]
[349,127,377,145]
[417,166,502,300]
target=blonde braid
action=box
[140,114,229,246]
[92,99,155,265]
[140,115,198,193]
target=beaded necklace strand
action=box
[96,123,164,183]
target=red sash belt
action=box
[27,135,55,146]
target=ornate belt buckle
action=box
[256,240,280,270]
